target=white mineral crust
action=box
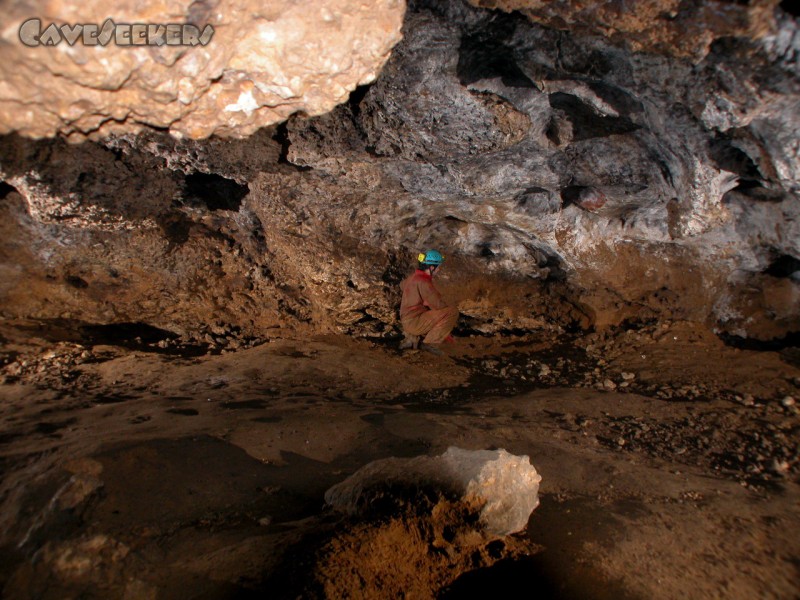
[325,447,542,536]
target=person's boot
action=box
[399,335,420,350]
[420,343,444,356]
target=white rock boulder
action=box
[325,447,542,536]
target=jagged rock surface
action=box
[0,0,405,140]
[0,0,798,341]
[469,0,783,59]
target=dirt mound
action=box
[312,492,539,599]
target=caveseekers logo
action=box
[19,18,215,47]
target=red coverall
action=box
[399,270,458,344]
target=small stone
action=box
[617,437,626,446]
[603,379,617,391]
[576,187,607,212]
[258,516,273,526]
[621,372,635,381]
[780,396,795,408]
[770,460,790,476]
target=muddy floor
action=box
[0,318,798,599]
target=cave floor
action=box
[0,320,798,599]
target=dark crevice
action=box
[545,117,564,145]
[80,322,178,346]
[478,243,496,258]
[718,331,800,352]
[183,172,249,212]
[440,554,637,600]
[347,84,372,120]
[560,185,588,207]
[65,275,89,289]
[444,215,467,223]
[457,13,535,88]
[0,181,17,200]
[733,179,763,191]
[8,318,209,356]
[764,254,800,278]
[726,180,785,203]
[548,93,640,140]
[779,0,800,17]
[381,252,407,286]
[709,137,761,179]
[523,242,567,281]
[583,80,644,116]
[619,317,660,331]
[555,32,618,78]
[272,122,312,171]
[160,212,193,246]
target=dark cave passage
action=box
[183,172,250,212]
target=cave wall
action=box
[1,0,799,341]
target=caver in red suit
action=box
[399,250,458,347]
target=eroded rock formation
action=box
[0,0,405,139]
[470,0,783,59]
[0,0,798,343]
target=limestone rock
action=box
[0,0,405,140]
[325,447,542,536]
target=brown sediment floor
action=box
[0,319,798,599]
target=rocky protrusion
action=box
[0,0,406,140]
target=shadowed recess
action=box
[764,254,800,279]
[457,13,535,88]
[548,93,640,141]
[184,172,249,211]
